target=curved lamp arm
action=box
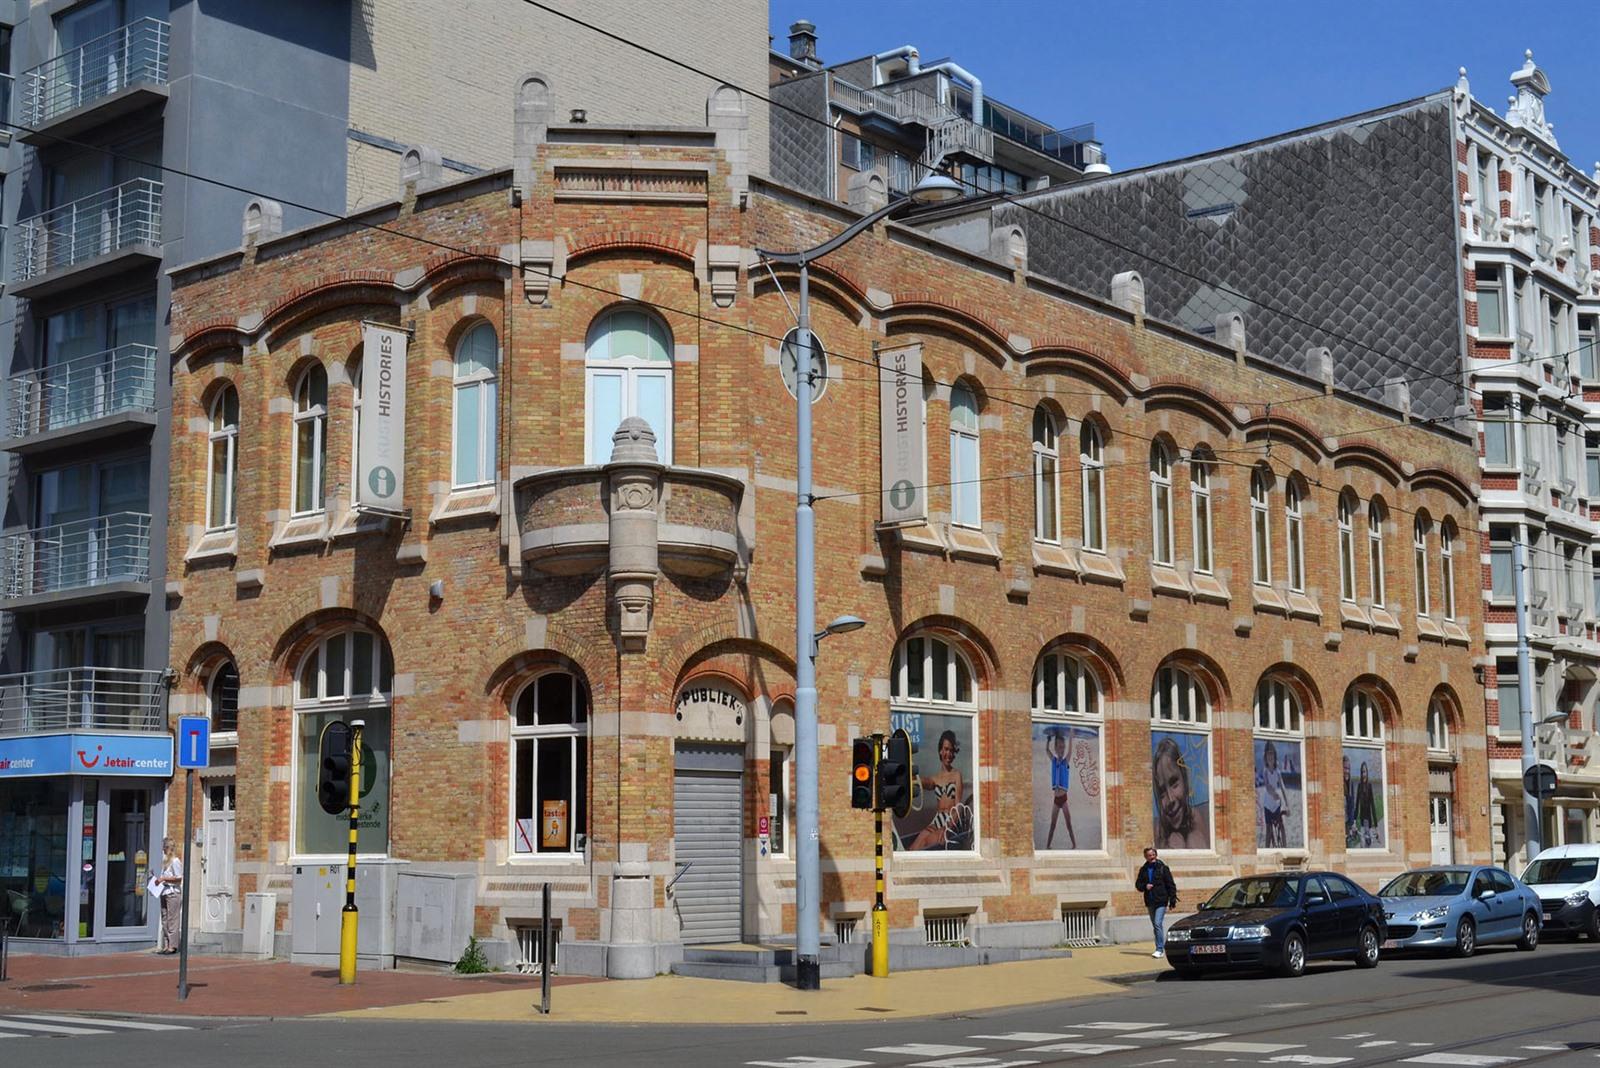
[756,197,913,266]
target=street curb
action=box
[1101,968,1166,985]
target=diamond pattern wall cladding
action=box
[769,73,832,198]
[997,98,1465,422]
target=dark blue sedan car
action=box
[1165,872,1387,978]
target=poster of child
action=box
[890,711,976,851]
[1031,722,1102,851]
[1343,746,1387,849]
[1253,738,1305,849]
[1151,730,1211,850]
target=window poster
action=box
[1151,729,1211,850]
[890,710,976,852]
[1254,738,1305,849]
[1343,745,1387,849]
[1031,722,1102,851]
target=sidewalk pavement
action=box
[0,951,591,1018]
[341,944,1166,1025]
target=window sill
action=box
[1150,564,1191,599]
[1370,606,1401,634]
[1286,590,1321,621]
[1032,541,1078,577]
[1340,601,1371,628]
[1191,572,1230,605]
[1252,584,1288,615]
[186,528,239,565]
[892,521,946,556]
[946,524,1001,563]
[508,853,587,865]
[1417,615,1445,640]
[332,505,401,544]
[270,515,330,554]
[1077,550,1124,587]
[1443,619,1471,646]
[431,486,500,527]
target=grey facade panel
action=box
[768,72,831,201]
[996,97,1465,421]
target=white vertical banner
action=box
[877,343,926,525]
[358,322,408,512]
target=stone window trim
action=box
[186,526,239,565]
[509,670,590,862]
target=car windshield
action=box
[1522,858,1598,885]
[1381,871,1469,897]
[1204,877,1299,910]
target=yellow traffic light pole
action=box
[339,720,364,985]
[871,734,888,978]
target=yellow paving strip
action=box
[332,944,1163,1025]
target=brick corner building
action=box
[164,78,1486,977]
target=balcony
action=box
[0,512,152,609]
[11,178,163,297]
[832,76,957,129]
[0,667,166,737]
[3,344,158,452]
[18,18,170,143]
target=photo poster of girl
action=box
[1253,738,1305,849]
[1031,722,1102,851]
[1342,744,1387,849]
[1150,729,1212,850]
[890,710,976,852]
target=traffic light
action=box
[851,737,877,809]
[318,720,353,815]
[877,729,913,818]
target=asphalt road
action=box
[9,939,1600,1067]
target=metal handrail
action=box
[665,861,693,893]
[0,511,151,600]
[20,17,170,127]
[7,343,158,439]
[12,177,163,283]
[0,666,166,736]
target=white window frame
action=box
[291,629,392,861]
[1190,451,1213,574]
[1338,491,1358,602]
[1032,649,1106,855]
[890,634,980,855]
[1367,499,1387,607]
[1482,394,1517,469]
[205,386,238,531]
[1251,468,1272,585]
[1440,520,1457,620]
[207,659,240,743]
[509,671,589,861]
[1495,659,1522,740]
[452,322,499,489]
[291,364,327,516]
[1476,265,1506,338]
[584,307,674,464]
[1252,678,1306,852]
[1080,423,1106,553]
[1149,441,1173,565]
[1032,407,1060,544]
[1426,698,1452,755]
[949,384,981,529]
[1285,481,1305,592]
[1413,516,1431,618]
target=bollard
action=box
[539,882,552,1015]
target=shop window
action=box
[1031,649,1103,852]
[511,672,589,857]
[585,307,672,464]
[889,635,977,854]
[1252,679,1305,851]
[1150,665,1212,851]
[1342,687,1387,850]
[293,629,392,857]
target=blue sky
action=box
[769,0,1600,173]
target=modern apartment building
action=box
[916,50,1599,869]
[769,19,1105,209]
[0,0,766,954]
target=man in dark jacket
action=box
[1135,846,1178,957]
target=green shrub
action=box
[455,935,492,974]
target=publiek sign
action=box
[358,323,408,511]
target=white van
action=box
[1521,843,1600,938]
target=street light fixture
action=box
[757,165,967,991]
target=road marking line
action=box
[1124,1031,1229,1042]
[1186,1043,1306,1054]
[1073,1022,1166,1031]
[1265,1058,1354,1066]
[0,1021,112,1036]
[970,1034,1076,1043]
[1021,1043,1138,1056]
[747,1059,872,1068]
[1400,1055,1524,1066]
[868,1046,983,1058]
[0,1032,36,1040]
[912,1059,1038,1068]
[1264,1002,1309,1009]
[1360,1041,1399,1048]
[1334,1034,1376,1040]
[10,1014,190,1032]
[1521,1046,1564,1052]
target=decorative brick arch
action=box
[672,638,799,707]
[259,276,401,348]
[655,613,797,687]
[1030,632,1125,701]
[890,614,1001,694]
[755,261,871,322]
[565,228,697,268]
[475,621,610,705]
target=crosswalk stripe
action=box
[1400,1055,1524,1066]
[868,1045,982,1057]
[10,1014,190,1032]
[0,1032,36,1040]
[1187,1042,1306,1054]
[1021,1043,1137,1056]
[0,1021,113,1036]
[969,1034,1076,1043]
[1073,1022,1166,1031]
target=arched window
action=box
[1251,467,1273,585]
[294,629,393,856]
[1342,686,1387,850]
[1032,406,1059,543]
[453,322,499,488]
[206,386,239,530]
[1253,678,1305,850]
[1284,481,1305,592]
[1413,515,1432,617]
[511,671,589,856]
[1150,665,1212,850]
[585,307,673,464]
[1426,697,1452,754]
[1191,448,1214,573]
[949,384,981,528]
[890,635,977,852]
[1149,442,1173,565]
[1032,649,1103,851]
[1080,423,1105,553]
[291,364,328,515]
[1368,499,1388,607]
[1440,519,1458,620]
[208,659,240,735]
[1338,490,1358,602]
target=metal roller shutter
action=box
[673,769,744,944]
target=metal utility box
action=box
[290,860,405,968]
[242,892,277,959]
[395,870,477,963]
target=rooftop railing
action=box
[6,343,158,441]
[12,177,162,284]
[0,666,166,736]
[0,511,151,601]
[19,17,170,127]
[832,76,957,128]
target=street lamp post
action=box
[758,172,962,990]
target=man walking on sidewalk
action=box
[1135,846,1177,958]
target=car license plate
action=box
[1544,911,1553,921]
[1382,939,1398,949]
[1191,944,1226,955]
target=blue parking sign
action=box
[177,717,211,769]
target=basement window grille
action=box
[834,916,860,945]
[513,921,562,975]
[923,911,971,946]
[1060,907,1101,948]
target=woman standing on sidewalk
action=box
[156,837,183,954]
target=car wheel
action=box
[1518,912,1539,951]
[1355,926,1380,968]
[1279,931,1306,978]
[1587,907,1600,942]
[1452,917,1476,959]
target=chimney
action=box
[788,20,819,67]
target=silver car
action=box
[1378,866,1542,957]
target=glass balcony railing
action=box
[0,666,166,736]
[0,511,152,601]
[19,17,170,128]
[6,343,158,441]
[12,178,162,284]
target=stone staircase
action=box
[670,942,859,984]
